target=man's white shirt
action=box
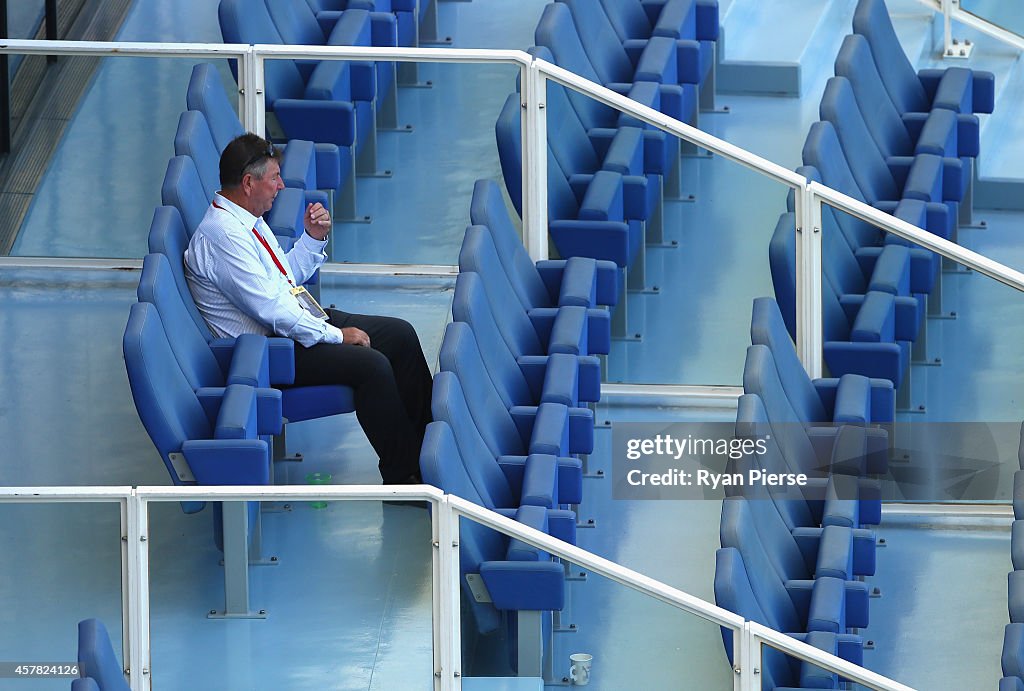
[184,193,344,347]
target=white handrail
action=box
[918,0,1024,53]
[0,485,912,691]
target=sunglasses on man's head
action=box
[241,142,276,174]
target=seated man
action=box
[185,133,432,484]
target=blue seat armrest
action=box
[852,528,877,577]
[904,108,958,158]
[576,354,602,403]
[632,37,678,84]
[868,378,895,423]
[506,504,550,561]
[696,0,719,41]
[224,336,271,387]
[893,296,920,342]
[196,385,281,438]
[533,305,589,355]
[832,374,871,425]
[552,257,599,307]
[814,525,854,580]
[594,126,644,176]
[510,402,570,457]
[537,353,581,407]
[517,355,567,405]
[941,156,964,202]
[849,291,896,344]
[843,579,870,629]
[275,99,356,148]
[1014,470,1024,519]
[655,83,685,121]
[556,457,583,505]
[857,244,911,295]
[887,154,944,203]
[586,307,611,355]
[313,143,342,192]
[578,170,625,223]
[823,341,905,389]
[617,81,660,128]
[568,406,595,456]
[956,113,981,158]
[369,11,398,48]
[211,383,258,440]
[796,523,875,577]
[182,438,270,485]
[973,69,995,113]
[641,129,668,175]
[674,38,702,85]
[822,476,862,529]
[622,175,649,221]
[594,260,620,306]
[650,0,696,40]
[254,388,283,436]
[548,219,631,267]
[798,631,842,689]
[519,453,559,509]
[547,508,578,545]
[920,66,972,113]
[479,560,565,611]
[305,189,330,211]
[786,576,845,633]
[267,337,295,385]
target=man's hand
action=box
[341,327,370,347]
[304,202,332,240]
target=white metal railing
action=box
[1,38,1023,374]
[0,485,915,691]
[921,0,1024,55]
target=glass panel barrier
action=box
[0,501,124,690]
[146,496,434,689]
[958,0,1024,38]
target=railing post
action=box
[125,493,151,691]
[941,0,974,58]
[520,58,549,263]
[735,623,760,691]
[794,183,823,379]
[432,495,462,691]
[237,47,266,138]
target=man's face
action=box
[246,158,284,217]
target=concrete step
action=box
[717,0,856,96]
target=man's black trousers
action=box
[291,309,433,483]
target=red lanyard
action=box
[212,201,293,287]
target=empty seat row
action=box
[770,0,994,407]
[418,178,621,677]
[716,298,890,690]
[1001,429,1024,688]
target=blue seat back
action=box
[750,297,830,424]
[123,302,210,509]
[138,253,226,391]
[835,33,913,159]
[712,548,800,689]
[77,619,130,691]
[451,272,535,408]
[734,393,818,533]
[820,76,900,204]
[559,0,634,85]
[161,155,211,236]
[419,421,504,634]
[852,0,929,114]
[438,321,530,462]
[430,371,515,510]
[470,179,551,313]
[219,0,309,104]
[72,678,100,691]
[529,48,602,179]
[721,495,812,589]
[148,205,212,339]
[264,0,326,46]
[494,92,581,224]
[186,63,245,153]
[598,0,654,41]
[535,4,616,130]
[459,227,545,357]
[173,111,222,201]
[802,122,884,251]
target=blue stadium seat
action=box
[430,371,578,543]
[714,548,864,689]
[819,77,960,229]
[495,92,645,286]
[751,297,895,426]
[743,345,882,525]
[77,619,129,691]
[770,211,914,392]
[218,0,379,175]
[451,271,601,407]
[469,178,619,309]
[460,225,610,356]
[438,321,586,501]
[719,497,870,628]
[852,0,995,117]
[186,63,346,200]
[72,678,100,691]
[419,420,566,677]
[305,0,418,53]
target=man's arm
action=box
[192,229,343,347]
[284,203,332,285]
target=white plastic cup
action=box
[569,652,593,686]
